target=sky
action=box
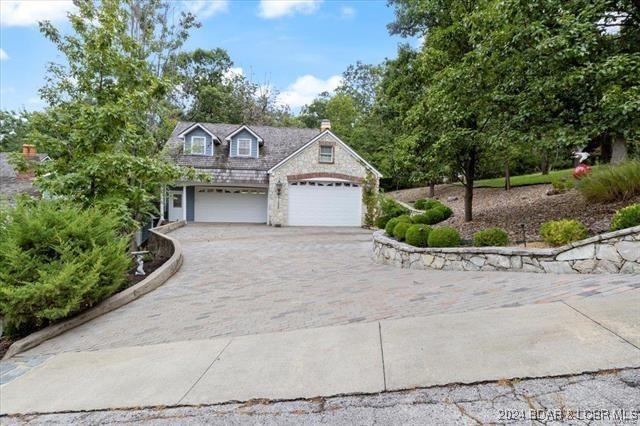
[0,0,411,113]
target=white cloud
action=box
[0,0,76,27]
[223,66,244,81]
[278,74,342,109]
[0,48,8,60]
[340,5,356,19]
[258,0,322,19]
[186,0,229,19]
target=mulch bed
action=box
[387,184,640,242]
[127,254,169,285]
[0,252,170,359]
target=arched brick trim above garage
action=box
[287,172,364,183]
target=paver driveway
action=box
[20,224,640,356]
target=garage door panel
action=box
[288,182,361,227]
[195,188,267,223]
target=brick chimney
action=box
[22,144,37,158]
[320,119,331,132]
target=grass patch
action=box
[470,167,600,188]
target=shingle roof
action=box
[166,122,320,173]
[0,152,46,205]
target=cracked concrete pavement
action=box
[4,369,639,425]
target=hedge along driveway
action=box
[12,224,640,358]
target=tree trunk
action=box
[540,152,550,175]
[464,148,476,222]
[428,181,435,198]
[504,160,511,191]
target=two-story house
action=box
[164,120,381,226]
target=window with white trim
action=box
[189,136,206,155]
[319,145,334,163]
[237,138,251,157]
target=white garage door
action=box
[195,187,267,223]
[288,181,362,226]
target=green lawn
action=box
[472,167,583,188]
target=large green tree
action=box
[32,0,200,230]
[387,0,640,220]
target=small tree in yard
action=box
[31,0,201,231]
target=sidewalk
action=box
[1,290,638,415]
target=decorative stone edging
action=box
[373,225,640,274]
[2,221,186,360]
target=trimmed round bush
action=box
[405,224,432,247]
[539,219,588,246]
[414,198,442,211]
[473,228,509,247]
[395,214,413,223]
[410,213,429,224]
[0,200,131,337]
[427,227,462,247]
[385,217,400,236]
[434,205,453,220]
[610,204,640,231]
[420,209,445,225]
[393,221,412,241]
[375,215,392,229]
[413,199,427,210]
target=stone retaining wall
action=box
[372,226,640,274]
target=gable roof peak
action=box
[177,122,220,142]
[224,124,264,144]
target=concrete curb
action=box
[2,221,186,360]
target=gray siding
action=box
[229,129,259,158]
[186,187,195,221]
[184,127,214,155]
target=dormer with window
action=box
[178,123,219,156]
[226,125,263,159]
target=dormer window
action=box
[189,136,206,155]
[237,138,251,157]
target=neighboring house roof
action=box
[0,152,49,204]
[268,130,383,178]
[167,122,321,185]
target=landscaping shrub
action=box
[393,221,412,241]
[473,228,509,247]
[551,177,574,193]
[576,160,640,202]
[610,204,640,231]
[0,200,131,337]
[405,224,432,247]
[375,215,392,229]
[539,219,588,246]
[385,217,401,236]
[379,196,409,218]
[396,214,413,223]
[419,209,445,225]
[428,227,462,247]
[414,198,442,210]
[434,205,453,220]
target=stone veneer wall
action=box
[372,226,640,274]
[268,132,377,226]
